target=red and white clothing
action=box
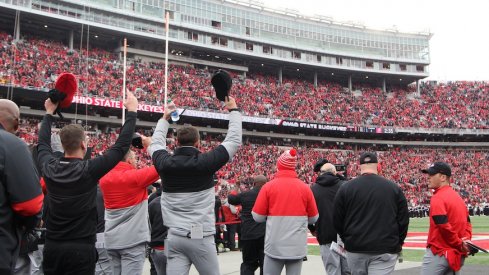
[252,170,318,259]
[100,162,160,249]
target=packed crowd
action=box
[18,117,489,207]
[2,32,489,129]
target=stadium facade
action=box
[2,0,489,144]
[0,0,431,90]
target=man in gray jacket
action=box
[149,97,242,275]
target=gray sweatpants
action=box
[166,233,219,275]
[420,248,464,275]
[107,243,146,275]
[346,251,398,275]
[263,255,303,275]
[96,247,113,275]
[96,233,113,275]
[321,244,350,275]
[150,249,167,275]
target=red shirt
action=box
[100,162,160,209]
[427,185,472,256]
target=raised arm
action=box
[37,98,59,169]
[89,92,138,180]
[220,97,242,159]
[202,97,243,172]
[149,108,171,169]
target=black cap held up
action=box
[313,159,329,172]
[131,133,144,149]
[211,69,232,101]
[421,162,452,177]
[359,152,378,164]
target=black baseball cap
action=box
[421,162,452,177]
[359,152,378,164]
[211,69,232,101]
[131,133,144,149]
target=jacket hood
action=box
[315,173,341,187]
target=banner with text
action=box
[71,96,395,134]
[72,95,165,113]
[277,119,395,134]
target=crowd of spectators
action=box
[1,32,489,129]
[18,117,489,208]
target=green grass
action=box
[308,246,489,265]
[308,245,320,255]
[308,216,489,264]
[408,216,489,234]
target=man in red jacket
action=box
[421,162,472,275]
[252,149,318,275]
[100,135,160,275]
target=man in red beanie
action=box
[252,149,318,275]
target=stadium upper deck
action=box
[0,0,431,88]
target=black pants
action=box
[225,224,238,249]
[240,237,265,275]
[43,241,98,275]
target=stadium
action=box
[0,0,488,274]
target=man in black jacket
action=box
[333,152,409,275]
[228,175,267,275]
[0,99,43,275]
[37,92,138,275]
[149,97,241,275]
[310,163,349,275]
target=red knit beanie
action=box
[277,149,297,171]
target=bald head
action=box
[0,99,20,133]
[320,163,336,175]
[253,175,268,188]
